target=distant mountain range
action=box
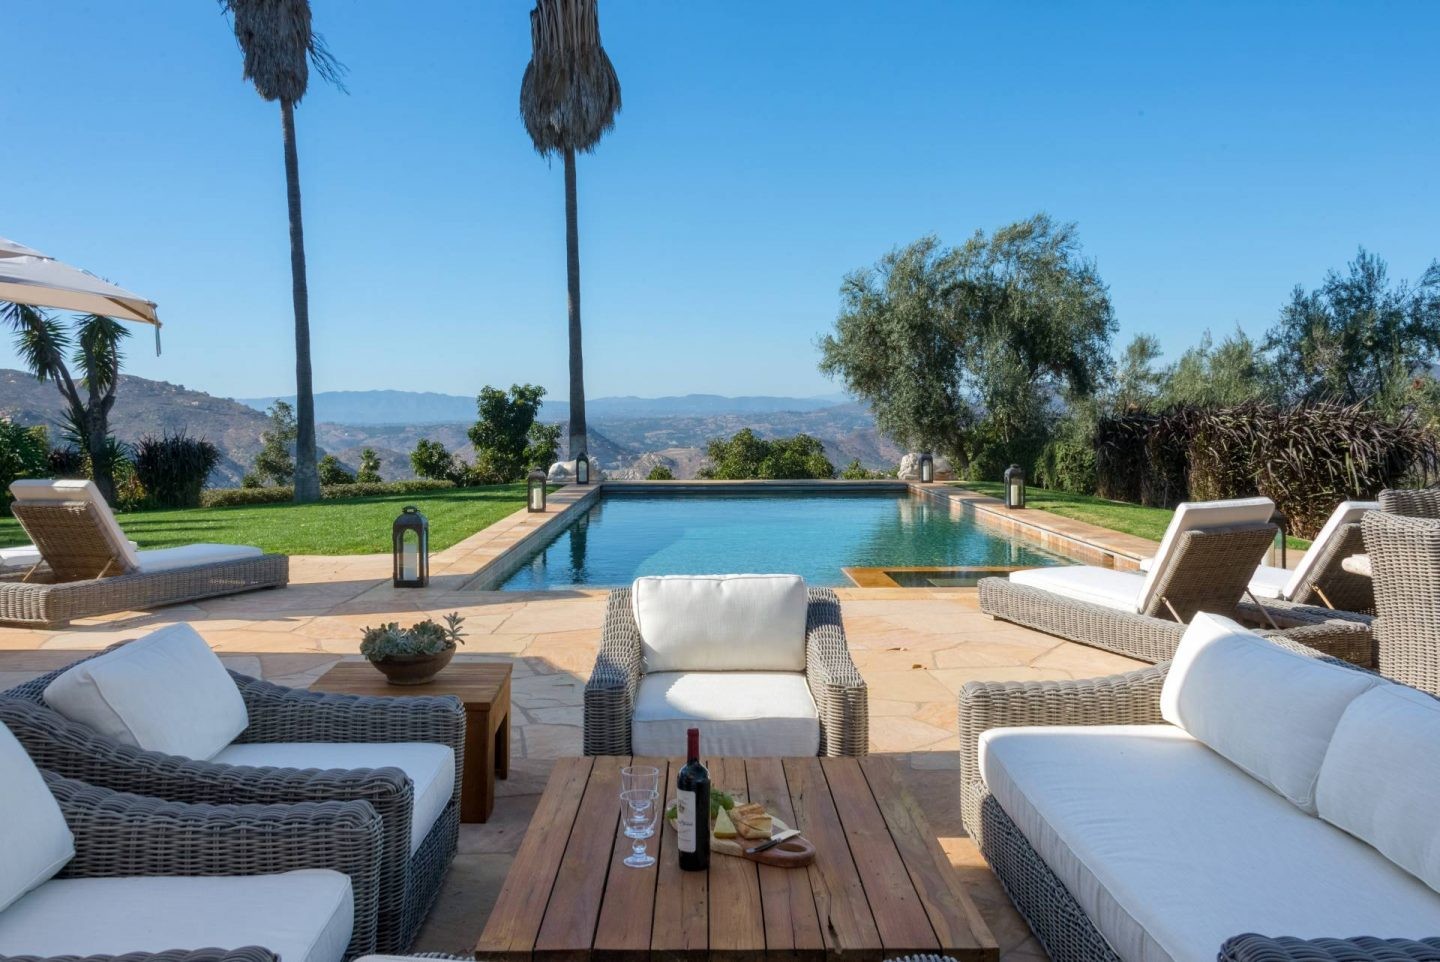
[0,372,898,484]
[238,390,851,425]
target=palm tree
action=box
[520,0,621,463]
[219,0,344,503]
[2,304,130,504]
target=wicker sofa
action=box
[0,715,380,962]
[0,626,463,955]
[960,613,1440,962]
[584,577,868,757]
[0,480,287,627]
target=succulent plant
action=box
[360,612,466,660]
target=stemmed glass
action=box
[620,765,661,869]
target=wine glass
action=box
[621,765,660,796]
[619,788,659,868]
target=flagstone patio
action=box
[0,544,1149,962]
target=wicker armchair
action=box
[0,655,465,955]
[0,770,384,962]
[1380,488,1440,519]
[584,586,868,757]
[957,641,1417,962]
[1362,511,1440,695]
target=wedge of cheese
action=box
[713,805,738,839]
[731,802,772,839]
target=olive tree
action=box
[819,214,1115,476]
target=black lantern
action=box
[392,505,429,587]
[527,469,547,513]
[575,452,591,485]
[919,452,934,484]
[1003,464,1026,509]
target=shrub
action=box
[133,432,220,509]
[645,464,675,480]
[318,454,355,486]
[839,459,888,480]
[47,447,86,479]
[252,401,297,486]
[699,430,835,480]
[411,439,463,483]
[0,420,51,511]
[201,478,456,508]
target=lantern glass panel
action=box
[919,454,934,483]
[576,455,590,485]
[401,530,420,581]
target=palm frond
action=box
[520,0,621,156]
[2,302,71,384]
[218,0,348,103]
[73,313,129,398]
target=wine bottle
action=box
[676,727,711,872]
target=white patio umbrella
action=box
[0,236,160,328]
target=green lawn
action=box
[956,481,1309,549]
[0,483,531,555]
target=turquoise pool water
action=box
[494,491,1071,590]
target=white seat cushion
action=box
[1161,613,1380,812]
[9,479,140,569]
[1007,565,1143,612]
[1138,497,1274,613]
[632,575,809,673]
[0,723,74,914]
[1317,684,1440,893]
[980,724,1440,962]
[631,671,819,757]
[211,741,454,855]
[0,870,352,962]
[1245,564,1291,599]
[135,543,264,573]
[43,623,249,761]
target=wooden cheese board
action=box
[665,795,816,868]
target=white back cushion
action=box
[9,479,140,570]
[1317,684,1440,893]
[0,722,74,914]
[632,574,809,672]
[1282,501,1377,599]
[1138,497,1274,613]
[1161,612,1381,812]
[43,623,249,760]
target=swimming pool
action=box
[491,489,1073,590]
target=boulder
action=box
[897,452,955,482]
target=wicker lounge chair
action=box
[0,715,382,962]
[1139,500,1376,614]
[0,626,463,955]
[584,578,868,757]
[0,480,287,627]
[1363,510,1440,695]
[959,616,1439,962]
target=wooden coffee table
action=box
[477,755,998,961]
[309,660,511,823]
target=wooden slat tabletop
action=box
[477,755,998,962]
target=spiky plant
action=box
[520,0,621,464]
[1,303,130,504]
[219,0,344,504]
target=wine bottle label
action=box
[676,789,697,853]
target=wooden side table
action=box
[310,660,512,823]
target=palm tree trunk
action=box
[564,147,587,461]
[281,99,321,503]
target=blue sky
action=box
[2,2,1437,402]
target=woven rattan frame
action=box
[0,950,278,962]
[1220,936,1440,962]
[1379,488,1440,519]
[1286,522,1375,614]
[31,770,383,960]
[10,501,135,581]
[1363,511,1440,695]
[957,645,1393,962]
[1,651,463,954]
[583,586,868,756]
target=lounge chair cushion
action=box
[632,574,809,673]
[1317,684,1440,894]
[42,623,249,761]
[1160,613,1381,813]
[134,543,264,573]
[0,869,353,962]
[631,671,819,757]
[210,741,455,856]
[0,723,74,914]
[1280,500,1377,599]
[1243,564,1291,599]
[1007,565,1142,612]
[1137,497,1274,614]
[979,724,1440,962]
[9,479,140,570]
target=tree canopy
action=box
[819,214,1115,475]
[699,430,835,480]
[468,384,562,484]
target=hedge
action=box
[202,479,456,508]
[1095,400,1437,538]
